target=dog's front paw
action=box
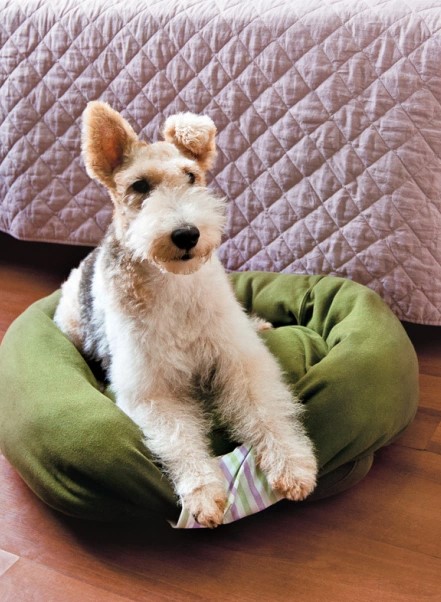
[271,459,317,501]
[183,484,227,528]
[264,449,318,502]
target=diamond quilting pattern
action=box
[1,0,441,324]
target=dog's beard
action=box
[154,254,209,275]
[148,232,220,275]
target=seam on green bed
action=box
[298,274,326,326]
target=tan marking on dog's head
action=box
[108,141,206,239]
[82,102,216,194]
[113,142,205,203]
[162,112,217,172]
[82,101,142,190]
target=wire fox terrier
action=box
[55,101,318,527]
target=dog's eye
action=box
[187,172,196,185]
[132,179,151,194]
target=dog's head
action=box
[82,101,226,275]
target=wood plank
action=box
[0,550,19,578]
[0,265,58,337]
[418,374,441,416]
[393,410,440,451]
[428,423,441,455]
[404,322,441,377]
[301,446,441,558]
[0,558,134,602]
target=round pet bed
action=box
[0,273,419,524]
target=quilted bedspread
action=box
[1,0,441,325]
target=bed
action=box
[1,0,440,325]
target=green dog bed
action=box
[0,273,418,524]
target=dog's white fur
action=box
[55,102,317,527]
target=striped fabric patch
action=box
[171,445,283,529]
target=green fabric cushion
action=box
[0,273,419,523]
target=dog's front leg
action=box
[121,396,227,528]
[216,347,318,501]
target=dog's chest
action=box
[113,270,222,359]
[102,258,235,395]
[147,285,217,351]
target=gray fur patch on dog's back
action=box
[78,248,110,372]
[79,248,98,327]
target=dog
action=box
[54,101,318,527]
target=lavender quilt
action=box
[1,0,441,324]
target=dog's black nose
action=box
[171,226,200,250]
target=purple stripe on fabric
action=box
[219,446,248,492]
[229,499,241,521]
[237,444,249,458]
[243,459,267,511]
[219,458,235,483]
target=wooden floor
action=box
[0,233,440,602]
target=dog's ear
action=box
[82,101,138,189]
[162,113,217,172]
